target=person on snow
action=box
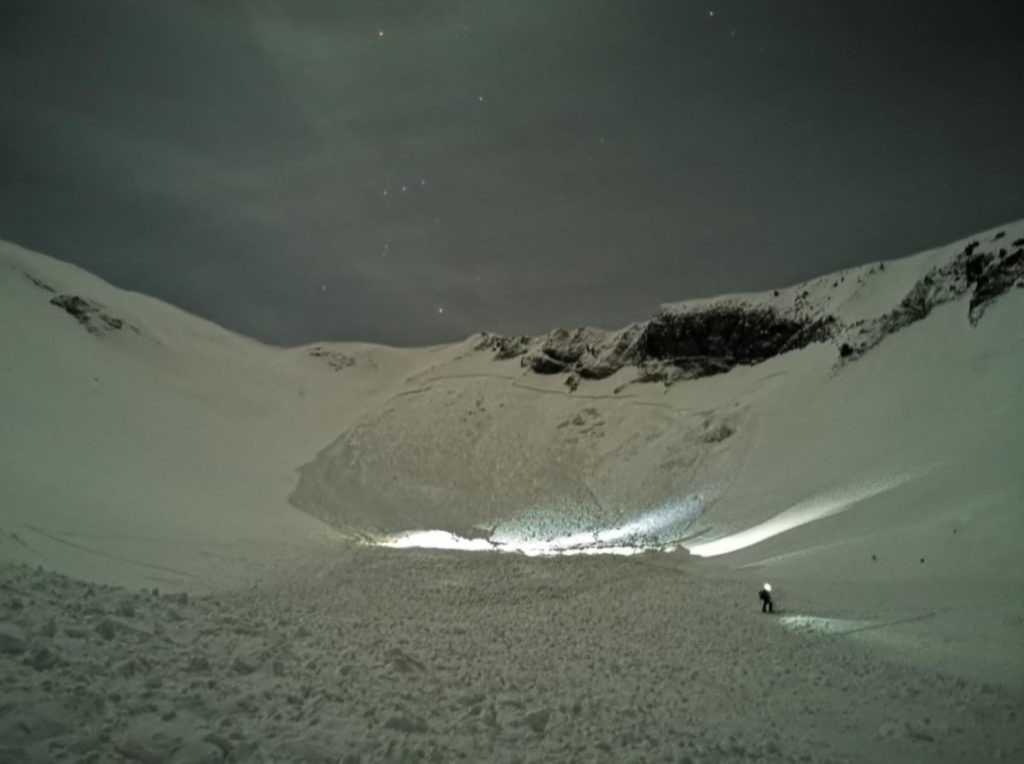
[758,583,774,613]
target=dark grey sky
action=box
[2,1,1023,346]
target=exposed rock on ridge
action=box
[478,304,836,385]
[49,294,126,334]
[636,306,835,383]
[480,228,1024,385]
[839,237,1024,361]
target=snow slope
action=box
[0,240,429,590]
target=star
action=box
[377,30,384,38]
[437,306,445,315]
[708,10,715,18]
[477,95,485,103]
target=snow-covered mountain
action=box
[291,222,1024,570]
[4,222,1023,762]
[2,222,1023,677]
[3,222,1023,568]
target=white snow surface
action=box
[1,223,1023,762]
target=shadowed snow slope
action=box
[2,222,1023,684]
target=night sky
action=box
[2,1,1023,346]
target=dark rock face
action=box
[915,240,1024,325]
[639,307,833,369]
[528,353,567,375]
[969,247,1024,322]
[49,294,124,334]
[484,306,835,384]
[965,252,991,283]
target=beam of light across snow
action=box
[686,470,920,558]
[380,530,497,552]
[377,494,709,556]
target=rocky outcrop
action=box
[480,306,835,384]
[840,237,1024,361]
[969,246,1023,322]
[475,333,531,360]
[23,272,56,294]
[636,307,835,380]
[514,325,644,379]
[480,227,1024,385]
[49,294,126,334]
[521,326,642,379]
[308,346,356,371]
[527,352,568,375]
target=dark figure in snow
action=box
[759,583,774,613]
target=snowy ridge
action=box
[477,224,1023,388]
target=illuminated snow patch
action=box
[378,530,650,556]
[779,615,873,635]
[377,494,708,557]
[382,530,497,552]
[686,470,919,558]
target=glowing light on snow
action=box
[686,470,920,558]
[490,493,708,555]
[379,530,648,557]
[376,471,920,560]
[779,615,871,635]
[377,494,709,557]
[382,530,495,552]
